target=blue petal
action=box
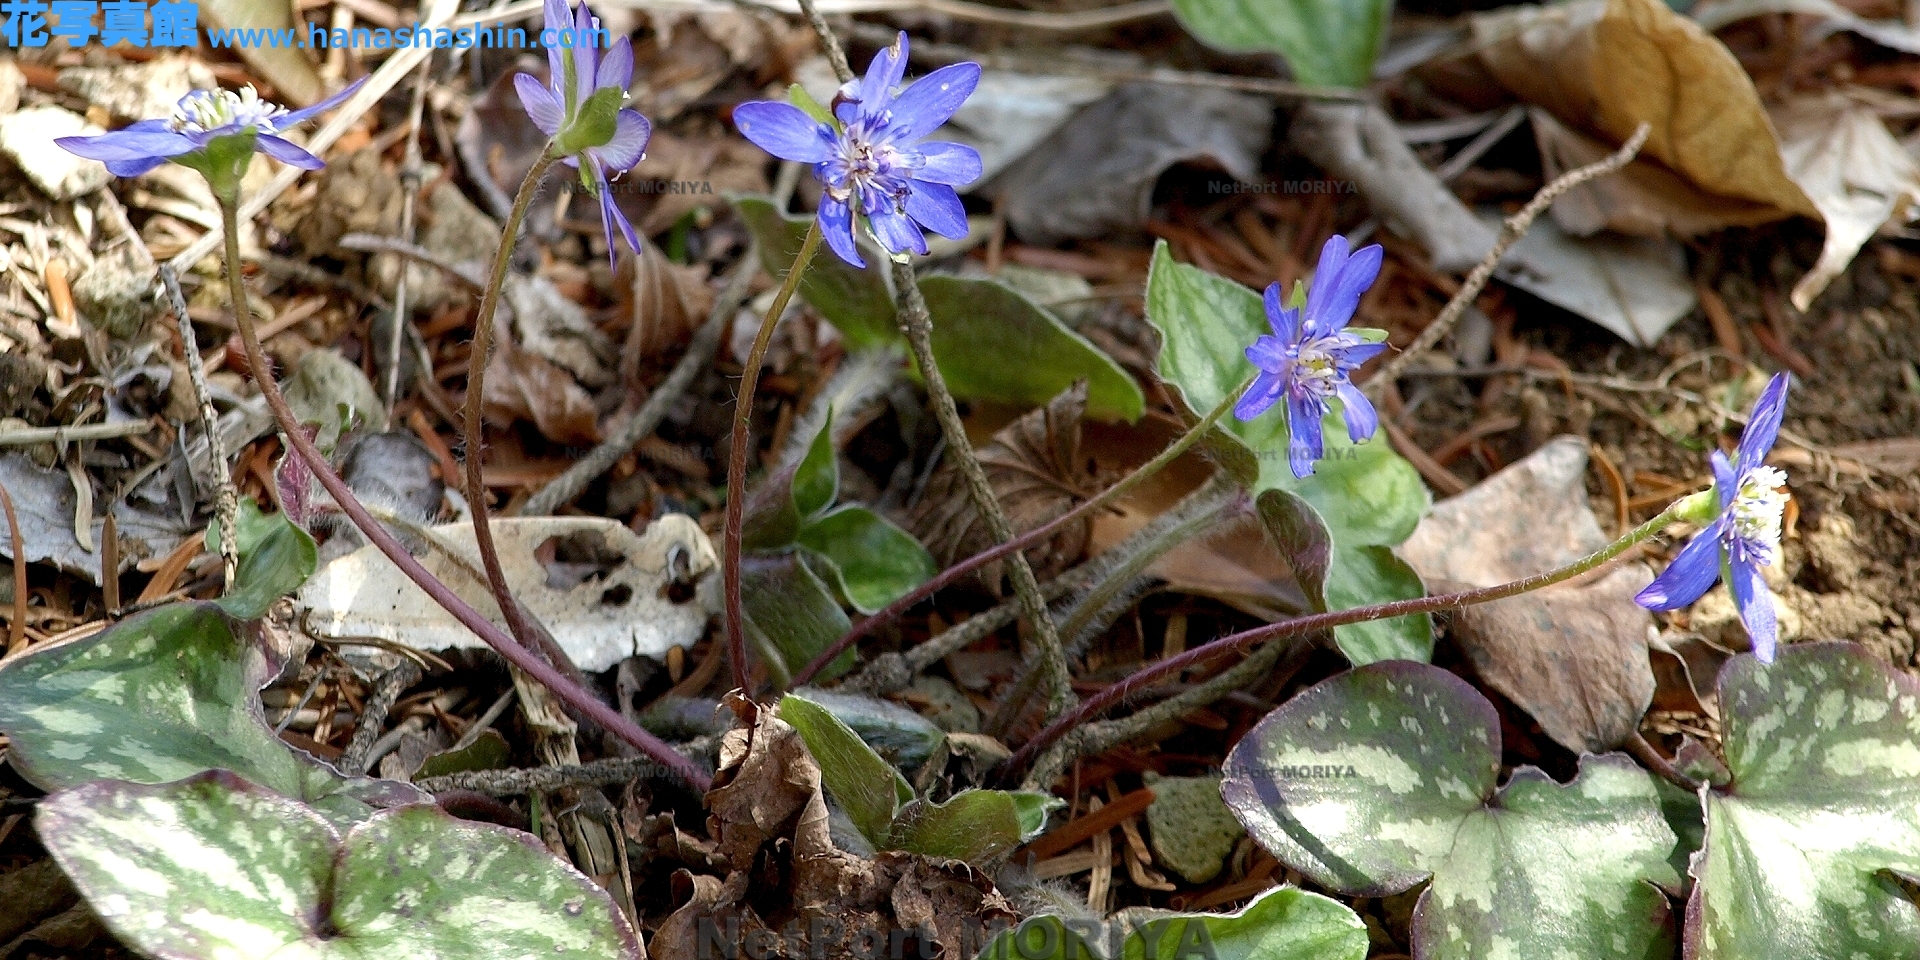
[273,76,369,129]
[594,110,650,172]
[1287,395,1325,478]
[1304,238,1382,338]
[572,2,599,111]
[515,73,564,136]
[105,155,173,177]
[254,134,325,169]
[887,62,980,140]
[542,0,570,34]
[587,162,641,263]
[733,101,835,164]
[912,141,982,186]
[1736,372,1791,476]
[904,181,967,239]
[1729,557,1778,662]
[856,32,909,110]
[1634,523,1725,611]
[1263,283,1300,345]
[1710,450,1736,511]
[56,126,195,163]
[868,201,927,257]
[1335,381,1378,443]
[819,197,864,268]
[1244,334,1286,372]
[1329,339,1388,368]
[597,36,634,92]
[1234,370,1284,421]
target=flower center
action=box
[1287,333,1362,399]
[1723,465,1787,565]
[170,87,285,136]
[827,117,912,209]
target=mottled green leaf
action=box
[1691,642,1920,960]
[732,195,897,346]
[1324,545,1430,665]
[1221,662,1679,960]
[917,276,1144,422]
[1151,243,1431,663]
[1168,0,1391,88]
[799,506,937,614]
[0,603,419,826]
[973,886,1368,960]
[37,772,641,960]
[208,498,317,620]
[778,693,910,845]
[740,553,853,685]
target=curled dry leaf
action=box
[910,383,1102,592]
[619,237,716,376]
[1397,436,1656,754]
[655,696,1017,960]
[482,337,603,446]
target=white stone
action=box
[0,106,111,200]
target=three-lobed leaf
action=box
[1149,243,1431,663]
[0,602,420,826]
[38,771,641,960]
[1690,642,1920,959]
[1220,661,1679,959]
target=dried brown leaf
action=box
[911,383,1101,593]
[618,239,715,379]
[1398,436,1656,754]
[480,338,602,446]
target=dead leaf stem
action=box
[159,266,239,588]
[0,483,25,658]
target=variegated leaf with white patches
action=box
[0,603,421,825]
[1691,641,1920,960]
[1222,661,1680,960]
[36,772,642,960]
[972,886,1367,960]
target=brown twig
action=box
[159,266,239,587]
[336,659,424,777]
[0,483,26,658]
[217,199,710,793]
[1367,123,1651,395]
[1626,732,1704,795]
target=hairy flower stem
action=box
[462,151,579,681]
[1009,500,1689,786]
[789,383,1247,688]
[217,197,710,792]
[725,220,822,692]
[891,267,1076,716]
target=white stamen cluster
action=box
[1725,465,1788,564]
[1286,332,1365,399]
[169,86,286,136]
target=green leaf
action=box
[791,410,841,518]
[889,790,1028,864]
[743,412,839,551]
[1168,0,1391,88]
[782,688,948,772]
[1011,791,1063,841]
[207,497,317,620]
[1690,642,1920,960]
[1147,241,1431,662]
[38,772,641,960]
[974,886,1368,960]
[778,693,911,846]
[415,729,512,780]
[917,276,1145,422]
[1323,545,1430,665]
[733,195,897,346]
[1221,661,1679,960]
[799,506,937,614]
[789,83,837,127]
[0,603,420,827]
[740,552,854,685]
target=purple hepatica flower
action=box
[1636,372,1792,662]
[1233,235,1388,479]
[515,0,651,263]
[732,32,983,268]
[55,80,367,184]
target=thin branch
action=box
[1366,122,1651,395]
[0,421,152,445]
[415,754,702,796]
[336,659,425,777]
[1626,731,1704,795]
[384,52,436,412]
[0,483,26,658]
[160,266,239,586]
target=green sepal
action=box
[788,83,837,128]
[555,87,625,157]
